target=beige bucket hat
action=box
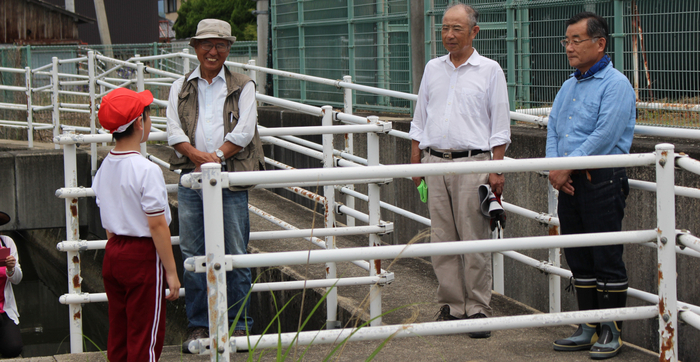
[189,19,237,47]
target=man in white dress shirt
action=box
[409,3,511,338]
[166,18,265,351]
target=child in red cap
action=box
[92,87,180,362]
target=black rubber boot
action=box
[553,278,599,351]
[590,280,628,359]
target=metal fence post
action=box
[655,143,678,361]
[25,44,31,69]
[367,115,382,326]
[547,183,561,313]
[492,248,504,294]
[321,105,340,328]
[24,66,33,148]
[424,0,434,64]
[88,51,97,178]
[247,59,257,92]
[183,48,190,74]
[62,132,83,353]
[613,0,625,73]
[505,0,517,112]
[492,179,505,294]
[201,163,230,361]
[136,61,146,155]
[518,6,532,107]
[52,57,60,149]
[342,75,355,228]
[297,1,306,103]
[376,1,387,106]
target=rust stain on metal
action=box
[326,266,330,274]
[209,308,218,324]
[207,267,217,284]
[292,187,326,203]
[660,313,675,360]
[72,274,81,288]
[72,255,79,263]
[548,225,559,235]
[374,259,381,273]
[73,310,81,320]
[207,267,219,323]
[658,267,663,287]
[661,150,668,157]
[70,198,78,217]
[657,297,675,359]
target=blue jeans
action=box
[178,178,253,331]
[558,168,629,284]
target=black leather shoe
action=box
[466,312,491,338]
[435,304,462,321]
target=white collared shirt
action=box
[166,66,257,155]
[409,49,511,151]
[93,150,171,237]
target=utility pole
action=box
[254,0,270,94]
[93,0,113,56]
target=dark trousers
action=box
[0,312,22,357]
[559,168,629,284]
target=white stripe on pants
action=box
[424,151,493,318]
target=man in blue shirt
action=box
[546,12,635,359]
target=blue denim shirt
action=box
[546,62,636,158]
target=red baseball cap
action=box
[98,88,153,133]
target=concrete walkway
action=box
[2,143,659,361]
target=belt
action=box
[428,148,488,160]
[571,168,603,182]
[571,169,592,182]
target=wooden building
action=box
[40,0,160,44]
[0,0,94,44]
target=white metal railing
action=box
[0,51,695,360]
[54,115,700,362]
[57,118,697,357]
[175,143,697,361]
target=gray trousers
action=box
[424,152,493,318]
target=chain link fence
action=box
[272,0,412,113]
[426,0,699,128]
[2,0,698,126]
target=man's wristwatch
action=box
[215,149,226,163]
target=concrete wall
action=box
[0,147,90,232]
[257,106,700,359]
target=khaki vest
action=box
[168,67,265,191]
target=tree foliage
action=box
[174,0,257,41]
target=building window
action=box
[166,0,178,13]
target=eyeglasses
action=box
[560,37,599,48]
[199,41,231,53]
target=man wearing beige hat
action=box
[166,18,265,352]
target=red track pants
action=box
[103,235,166,362]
